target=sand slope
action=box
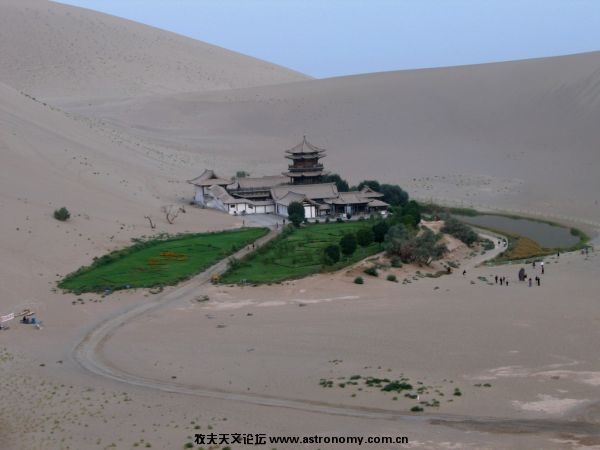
[0,0,308,102]
[0,79,239,312]
[68,52,600,225]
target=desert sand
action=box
[1,0,599,449]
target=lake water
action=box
[454,214,579,248]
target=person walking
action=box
[529,278,532,287]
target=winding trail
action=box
[72,228,600,437]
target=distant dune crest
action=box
[0,0,309,101]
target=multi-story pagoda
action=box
[283,136,329,184]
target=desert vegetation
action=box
[53,206,71,221]
[220,221,384,284]
[59,228,268,293]
[319,372,470,412]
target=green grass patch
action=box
[220,221,383,284]
[59,228,268,293]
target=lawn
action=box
[59,228,268,293]
[220,221,383,284]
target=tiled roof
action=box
[284,136,326,155]
[271,183,339,201]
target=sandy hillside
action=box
[67,51,600,226]
[0,78,241,314]
[0,0,308,103]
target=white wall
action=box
[194,187,205,205]
[304,205,316,219]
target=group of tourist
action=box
[489,260,547,288]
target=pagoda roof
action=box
[271,183,339,202]
[207,185,245,204]
[229,175,289,191]
[359,186,385,198]
[284,136,326,156]
[283,170,329,178]
[367,199,389,207]
[188,169,231,187]
[325,191,370,205]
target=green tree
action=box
[339,233,357,257]
[412,229,447,265]
[287,201,305,227]
[356,228,374,247]
[402,200,422,226]
[322,173,349,192]
[236,170,250,178]
[380,184,409,207]
[372,221,390,244]
[357,180,381,193]
[441,216,478,246]
[384,226,447,265]
[383,224,410,255]
[323,244,341,265]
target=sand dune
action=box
[0,79,239,313]
[0,0,308,103]
[63,51,600,226]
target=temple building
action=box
[188,137,388,219]
[282,136,328,184]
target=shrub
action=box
[411,406,424,412]
[441,217,478,246]
[339,233,357,256]
[336,217,343,223]
[363,266,378,277]
[480,238,495,251]
[288,201,305,227]
[390,256,402,268]
[385,226,447,265]
[346,213,352,220]
[53,206,70,221]
[235,170,250,178]
[356,228,374,247]
[323,244,341,265]
[354,276,364,284]
[372,221,389,244]
[386,274,397,282]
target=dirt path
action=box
[71,227,600,437]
